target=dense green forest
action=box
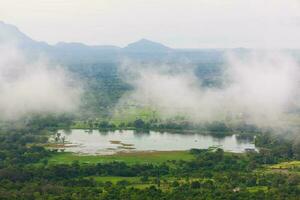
[0,117,299,200]
[65,60,224,120]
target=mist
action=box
[118,51,300,128]
[0,45,82,120]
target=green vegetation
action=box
[112,107,159,125]
[0,116,300,199]
[47,151,194,165]
[269,161,300,170]
[65,60,223,119]
[92,176,141,184]
[2,23,300,199]
[89,176,211,191]
[71,117,244,138]
[247,186,268,193]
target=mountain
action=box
[53,42,121,64]
[0,21,228,63]
[0,22,122,63]
[0,22,175,62]
[0,22,168,52]
[0,21,230,116]
[55,42,120,51]
[0,21,51,51]
[124,39,170,52]
[0,21,33,44]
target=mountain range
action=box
[2,21,300,117]
[2,21,300,66]
[0,21,227,64]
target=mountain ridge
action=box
[0,21,171,51]
[124,38,171,52]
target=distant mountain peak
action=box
[137,38,155,43]
[0,21,20,34]
[124,38,170,52]
[0,21,33,44]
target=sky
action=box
[0,0,300,48]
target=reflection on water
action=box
[56,129,256,155]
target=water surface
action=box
[56,129,256,155]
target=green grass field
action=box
[112,106,158,125]
[269,161,300,169]
[253,160,300,177]
[47,151,194,165]
[71,107,158,129]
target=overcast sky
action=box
[0,0,300,48]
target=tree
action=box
[191,181,201,189]
[134,119,145,129]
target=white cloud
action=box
[0,45,82,120]
[119,51,300,128]
[0,0,299,48]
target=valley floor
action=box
[46,151,194,165]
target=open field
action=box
[260,161,300,176]
[87,175,268,193]
[112,106,158,125]
[247,186,268,193]
[47,151,195,165]
[269,161,300,169]
[88,176,211,190]
[71,107,159,129]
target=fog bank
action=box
[0,45,82,120]
[119,51,300,128]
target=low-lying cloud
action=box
[0,45,82,120]
[119,51,300,128]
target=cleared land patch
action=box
[47,151,195,165]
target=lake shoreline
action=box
[50,129,257,155]
[67,127,248,137]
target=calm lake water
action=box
[56,129,256,155]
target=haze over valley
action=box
[1,1,300,199]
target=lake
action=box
[55,129,256,155]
